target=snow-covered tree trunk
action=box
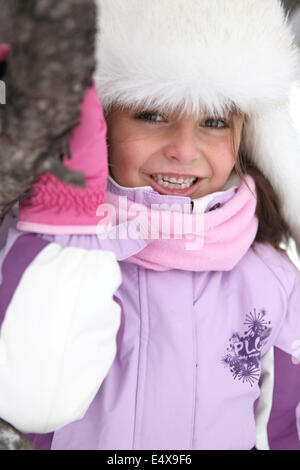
[0,0,96,222]
[0,419,35,450]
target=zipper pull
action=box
[208,203,221,212]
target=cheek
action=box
[206,139,236,178]
[108,139,148,185]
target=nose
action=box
[162,122,201,164]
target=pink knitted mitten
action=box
[17,81,109,234]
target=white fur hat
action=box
[94,0,300,252]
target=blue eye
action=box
[201,118,228,128]
[136,112,165,122]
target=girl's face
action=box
[106,107,244,199]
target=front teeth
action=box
[151,174,197,190]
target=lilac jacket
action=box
[0,178,300,450]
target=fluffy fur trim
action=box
[95,0,299,115]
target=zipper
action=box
[132,266,150,449]
[190,270,198,449]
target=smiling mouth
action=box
[151,174,198,190]
[145,173,203,196]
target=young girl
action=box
[1,0,300,450]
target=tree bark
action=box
[0,418,35,450]
[0,0,96,222]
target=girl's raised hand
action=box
[17,80,109,234]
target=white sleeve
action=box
[0,242,122,434]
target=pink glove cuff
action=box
[17,173,107,234]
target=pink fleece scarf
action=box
[106,175,259,271]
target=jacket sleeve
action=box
[0,228,122,434]
[255,274,300,450]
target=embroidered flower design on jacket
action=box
[222,309,272,387]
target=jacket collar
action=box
[107,170,241,214]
